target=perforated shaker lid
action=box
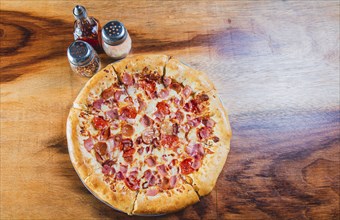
[102,20,128,46]
[67,40,94,66]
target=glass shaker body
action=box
[73,5,102,51]
[67,40,101,77]
[102,20,132,59]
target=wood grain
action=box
[1,1,339,219]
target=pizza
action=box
[66,55,231,215]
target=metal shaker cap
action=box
[67,40,94,66]
[73,5,87,20]
[102,20,128,46]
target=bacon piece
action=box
[197,93,209,102]
[148,175,156,186]
[137,147,144,155]
[114,90,123,101]
[120,164,128,173]
[182,85,192,98]
[175,110,184,122]
[137,94,146,112]
[184,100,201,114]
[129,171,138,179]
[93,99,104,110]
[121,138,133,150]
[146,188,159,196]
[116,171,124,180]
[142,128,155,144]
[169,176,177,189]
[124,177,139,190]
[169,82,182,93]
[156,101,170,115]
[121,124,134,137]
[122,72,134,86]
[191,159,202,170]
[188,117,201,127]
[161,135,179,148]
[143,169,152,180]
[99,128,110,141]
[212,136,220,143]
[84,138,93,151]
[158,89,169,98]
[157,164,167,177]
[136,136,143,145]
[163,76,172,87]
[123,148,135,160]
[172,123,179,135]
[202,118,216,128]
[120,106,137,119]
[160,177,170,190]
[198,127,212,139]
[102,164,116,175]
[186,143,205,158]
[95,152,104,163]
[94,142,107,155]
[180,158,195,175]
[93,116,108,130]
[106,109,119,120]
[145,156,156,167]
[101,87,115,100]
[141,115,153,127]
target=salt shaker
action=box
[67,40,101,77]
[102,20,132,59]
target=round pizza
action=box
[66,55,231,215]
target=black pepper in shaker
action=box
[101,20,132,59]
[67,40,101,77]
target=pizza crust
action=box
[67,108,101,179]
[165,57,216,93]
[85,169,137,215]
[111,54,170,79]
[185,90,232,196]
[73,64,118,110]
[132,184,199,215]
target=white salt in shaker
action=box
[101,20,132,59]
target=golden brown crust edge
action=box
[85,171,137,215]
[73,64,118,110]
[133,184,199,215]
[188,91,232,196]
[111,54,170,78]
[165,57,216,93]
[66,108,101,180]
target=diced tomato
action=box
[180,158,195,175]
[92,116,108,130]
[161,135,179,148]
[121,106,137,119]
[156,101,170,115]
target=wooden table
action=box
[1,1,339,219]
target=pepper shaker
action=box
[102,20,132,59]
[67,40,101,77]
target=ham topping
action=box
[158,89,169,98]
[93,99,104,110]
[169,175,177,189]
[202,118,216,128]
[137,94,146,112]
[94,142,107,155]
[172,123,179,135]
[141,115,153,127]
[93,116,108,130]
[188,117,201,127]
[146,188,159,196]
[182,85,192,98]
[102,164,116,175]
[169,82,182,93]
[191,159,202,170]
[114,90,123,101]
[157,164,168,177]
[116,171,124,180]
[106,109,118,120]
[198,127,212,139]
[145,156,156,167]
[120,164,128,173]
[163,76,171,87]
[84,138,93,151]
[122,72,134,85]
[175,110,184,122]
